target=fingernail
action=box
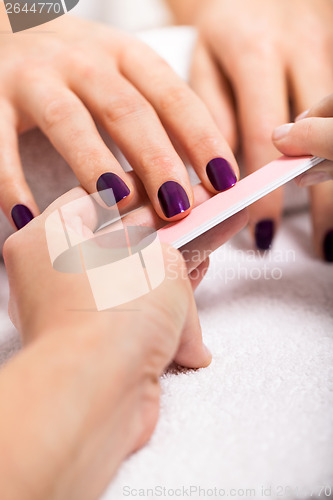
[158,181,190,218]
[323,229,333,263]
[298,171,332,188]
[295,109,310,122]
[11,204,34,230]
[255,219,275,250]
[273,123,294,141]
[96,173,130,207]
[206,157,237,192]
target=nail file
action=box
[157,155,324,249]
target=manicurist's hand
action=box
[1,186,247,499]
[273,93,333,261]
[167,0,333,255]
[0,3,238,230]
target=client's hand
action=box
[0,3,238,230]
[1,187,247,499]
[167,0,333,255]
[273,93,333,262]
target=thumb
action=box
[272,117,333,160]
[272,118,333,187]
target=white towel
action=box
[0,27,332,499]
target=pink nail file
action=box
[158,155,324,249]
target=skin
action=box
[273,93,333,184]
[166,0,333,256]
[0,4,239,226]
[273,93,333,257]
[0,187,247,499]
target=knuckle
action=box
[42,95,77,131]
[22,67,46,88]
[120,40,144,65]
[234,38,278,72]
[73,149,107,185]
[158,84,192,112]
[104,92,150,124]
[68,48,97,79]
[121,39,169,71]
[138,148,178,175]
[191,132,221,155]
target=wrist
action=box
[0,321,148,500]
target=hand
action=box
[273,93,333,262]
[169,0,333,255]
[0,242,205,500]
[0,4,238,230]
[1,187,247,499]
[4,182,247,341]
[1,184,246,499]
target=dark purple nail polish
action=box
[97,173,130,207]
[158,181,190,218]
[323,229,333,263]
[206,157,237,192]
[11,204,34,230]
[255,219,275,250]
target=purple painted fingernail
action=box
[158,181,190,218]
[97,173,130,207]
[255,219,275,250]
[206,157,237,192]
[11,204,34,230]
[323,229,333,263]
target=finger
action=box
[68,58,194,222]
[189,257,210,291]
[190,40,237,151]
[180,211,248,275]
[284,62,333,263]
[174,278,212,369]
[147,245,212,369]
[273,118,333,159]
[305,92,333,118]
[295,93,333,121]
[118,40,239,195]
[39,181,247,280]
[295,160,333,188]
[0,102,39,230]
[120,182,248,267]
[289,48,333,119]
[214,44,289,249]
[17,77,135,210]
[309,181,333,262]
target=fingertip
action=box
[297,171,332,188]
[202,344,213,367]
[175,342,212,370]
[295,109,310,122]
